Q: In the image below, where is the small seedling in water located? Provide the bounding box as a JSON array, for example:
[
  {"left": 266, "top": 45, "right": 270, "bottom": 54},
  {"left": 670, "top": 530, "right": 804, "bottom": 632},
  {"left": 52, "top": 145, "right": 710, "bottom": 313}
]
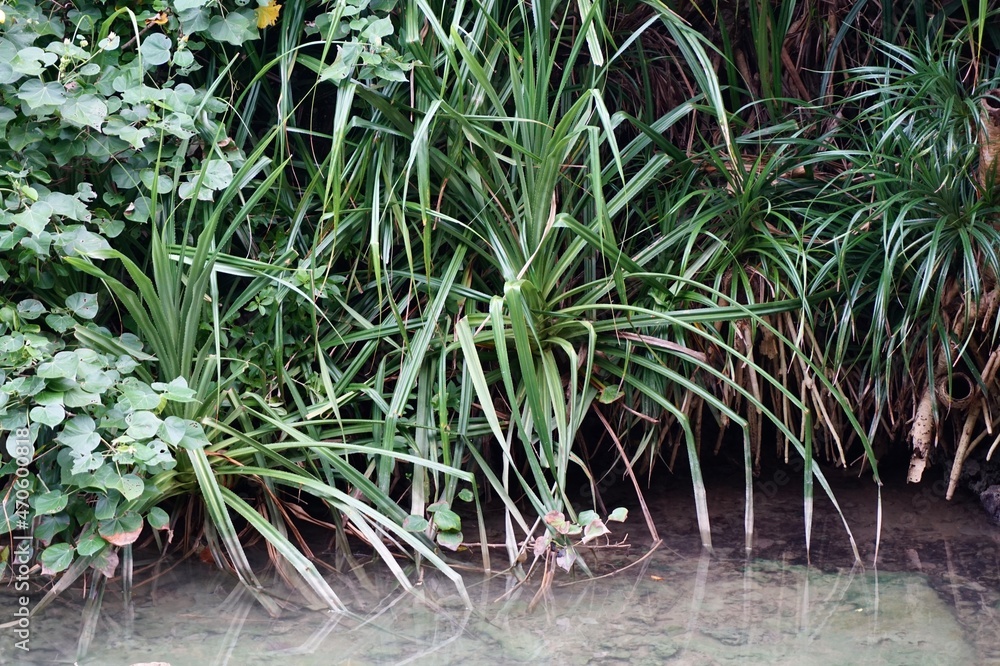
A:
[{"left": 402, "top": 488, "right": 476, "bottom": 551}]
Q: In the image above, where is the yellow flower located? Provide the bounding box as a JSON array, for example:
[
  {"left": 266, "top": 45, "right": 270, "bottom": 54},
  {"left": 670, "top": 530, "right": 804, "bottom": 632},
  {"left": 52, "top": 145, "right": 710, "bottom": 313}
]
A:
[{"left": 256, "top": 1, "right": 281, "bottom": 29}]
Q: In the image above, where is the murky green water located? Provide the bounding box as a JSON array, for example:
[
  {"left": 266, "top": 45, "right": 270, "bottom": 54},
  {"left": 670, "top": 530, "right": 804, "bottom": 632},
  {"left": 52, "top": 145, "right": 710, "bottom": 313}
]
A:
[{"left": 2, "top": 473, "right": 999, "bottom": 665}]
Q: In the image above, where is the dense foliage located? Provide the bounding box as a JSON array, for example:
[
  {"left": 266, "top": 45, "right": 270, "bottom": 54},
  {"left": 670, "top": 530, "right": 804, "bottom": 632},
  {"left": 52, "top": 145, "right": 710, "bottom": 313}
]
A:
[{"left": 3, "top": 0, "right": 1000, "bottom": 612}]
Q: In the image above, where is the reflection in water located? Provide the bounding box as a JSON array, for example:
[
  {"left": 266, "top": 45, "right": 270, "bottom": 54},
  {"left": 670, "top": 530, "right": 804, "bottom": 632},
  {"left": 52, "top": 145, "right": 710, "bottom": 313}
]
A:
[
  {"left": 3, "top": 474, "right": 1000, "bottom": 666},
  {"left": 0, "top": 546, "right": 984, "bottom": 666}
]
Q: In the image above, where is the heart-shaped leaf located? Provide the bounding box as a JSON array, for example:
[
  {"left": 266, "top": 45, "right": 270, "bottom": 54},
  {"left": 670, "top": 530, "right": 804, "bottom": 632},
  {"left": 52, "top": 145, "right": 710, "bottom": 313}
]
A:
[
  {"left": 98, "top": 512, "right": 143, "bottom": 546},
  {"left": 32, "top": 491, "right": 68, "bottom": 516},
  {"left": 40, "top": 543, "right": 75, "bottom": 575}
]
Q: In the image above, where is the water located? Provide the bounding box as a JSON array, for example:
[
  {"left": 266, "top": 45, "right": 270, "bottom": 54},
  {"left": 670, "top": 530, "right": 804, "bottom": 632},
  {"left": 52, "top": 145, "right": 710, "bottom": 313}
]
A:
[{"left": 2, "top": 470, "right": 999, "bottom": 665}]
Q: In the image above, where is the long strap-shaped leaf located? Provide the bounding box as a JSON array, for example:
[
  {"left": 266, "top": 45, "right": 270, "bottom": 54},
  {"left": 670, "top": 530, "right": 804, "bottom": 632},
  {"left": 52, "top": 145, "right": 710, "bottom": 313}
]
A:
[
  {"left": 184, "top": 445, "right": 282, "bottom": 616},
  {"left": 378, "top": 244, "right": 467, "bottom": 490},
  {"left": 218, "top": 487, "right": 345, "bottom": 612}
]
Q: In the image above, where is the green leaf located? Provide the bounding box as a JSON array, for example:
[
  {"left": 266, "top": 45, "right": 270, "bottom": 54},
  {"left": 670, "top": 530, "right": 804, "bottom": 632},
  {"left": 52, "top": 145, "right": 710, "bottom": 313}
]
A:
[
  {"left": 98, "top": 33, "right": 120, "bottom": 51},
  {"left": 104, "top": 118, "right": 153, "bottom": 149},
  {"left": 32, "top": 491, "right": 68, "bottom": 516},
  {"left": 157, "top": 416, "right": 188, "bottom": 446},
  {"left": 37, "top": 351, "right": 79, "bottom": 379},
  {"left": 119, "top": 378, "right": 162, "bottom": 411},
  {"left": 577, "top": 510, "right": 599, "bottom": 526},
  {"left": 94, "top": 494, "right": 119, "bottom": 520},
  {"left": 98, "top": 512, "right": 143, "bottom": 546},
  {"left": 29, "top": 403, "right": 65, "bottom": 427},
  {"left": 76, "top": 532, "right": 108, "bottom": 557},
  {"left": 40, "top": 543, "right": 75, "bottom": 575},
  {"left": 62, "top": 389, "right": 100, "bottom": 412},
  {"left": 11, "top": 47, "right": 58, "bottom": 76},
  {"left": 436, "top": 530, "right": 463, "bottom": 551},
  {"left": 147, "top": 506, "right": 170, "bottom": 529},
  {"left": 607, "top": 507, "right": 628, "bottom": 522},
  {"left": 133, "top": 439, "right": 174, "bottom": 468},
  {"left": 66, "top": 292, "right": 99, "bottom": 319},
  {"left": 320, "top": 42, "right": 362, "bottom": 83},
  {"left": 202, "top": 159, "right": 234, "bottom": 190},
  {"left": 177, "top": 420, "right": 210, "bottom": 450},
  {"left": 126, "top": 411, "right": 163, "bottom": 440},
  {"left": 402, "top": 515, "right": 428, "bottom": 531},
  {"left": 17, "top": 79, "right": 67, "bottom": 110},
  {"left": 139, "top": 33, "right": 172, "bottom": 67},
  {"left": 152, "top": 377, "right": 197, "bottom": 402},
  {"left": 431, "top": 508, "right": 461, "bottom": 532},
  {"left": 208, "top": 12, "right": 258, "bottom": 46},
  {"left": 116, "top": 474, "right": 145, "bottom": 501},
  {"left": 11, "top": 203, "right": 52, "bottom": 235},
  {"left": 582, "top": 518, "right": 610, "bottom": 544},
  {"left": 91, "top": 546, "right": 119, "bottom": 578},
  {"left": 175, "top": 0, "right": 211, "bottom": 9},
  {"left": 45, "top": 314, "right": 77, "bottom": 333},
  {"left": 598, "top": 385, "right": 624, "bottom": 404},
  {"left": 58, "top": 227, "right": 112, "bottom": 257},
  {"left": 361, "top": 16, "right": 394, "bottom": 41},
  {"left": 457, "top": 488, "right": 474, "bottom": 502},
  {"left": 16, "top": 299, "right": 45, "bottom": 320},
  {"left": 61, "top": 94, "right": 109, "bottom": 131},
  {"left": 34, "top": 514, "right": 70, "bottom": 544},
  {"left": 43, "top": 192, "right": 90, "bottom": 221},
  {"left": 177, "top": 178, "right": 215, "bottom": 201},
  {"left": 56, "top": 415, "right": 100, "bottom": 454}
]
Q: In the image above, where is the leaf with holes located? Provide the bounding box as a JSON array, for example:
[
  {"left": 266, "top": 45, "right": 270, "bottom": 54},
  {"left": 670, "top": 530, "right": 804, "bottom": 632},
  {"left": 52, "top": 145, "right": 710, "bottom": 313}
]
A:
[
  {"left": 66, "top": 292, "right": 98, "bottom": 319},
  {"left": 115, "top": 474, "right": 145, "bottom": 501}
]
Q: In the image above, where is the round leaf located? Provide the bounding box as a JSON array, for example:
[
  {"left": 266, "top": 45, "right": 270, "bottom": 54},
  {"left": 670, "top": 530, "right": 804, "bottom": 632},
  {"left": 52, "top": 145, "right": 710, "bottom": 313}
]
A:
[
  {"left": 116, "top": 474, "right": 145, "bottom": 501},
  {"left": 147, "top": 506, "right": 170, "bottom": 530}
]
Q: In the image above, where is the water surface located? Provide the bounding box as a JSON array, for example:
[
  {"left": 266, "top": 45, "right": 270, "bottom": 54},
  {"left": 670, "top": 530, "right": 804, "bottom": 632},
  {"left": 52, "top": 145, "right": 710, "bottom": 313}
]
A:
[{"left": 2, "top": 471, "right": 998, "bottom": 665}]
